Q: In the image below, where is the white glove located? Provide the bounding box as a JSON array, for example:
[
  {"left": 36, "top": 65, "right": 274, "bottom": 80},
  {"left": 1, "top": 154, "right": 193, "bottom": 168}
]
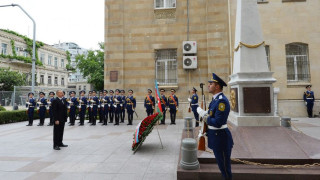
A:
[
  {"left": 176, "top": 107, "right": 179, "bottom": 111},
  {"left": 101, "top": 105, "right": 104, "bottom": 108},
  {"left": 133, "top": 109, "right": 135, "bottom": 112},
  {"left": 113, "top": 104, "right": 117, "bottom": 108},
  {"left": 197, "top": 107, "right": 208, "bottom": 118},
  {"left": 305, "top": 102, "right": 307, "bottom": 106},
  {"left": 188, "top": 98, "right": 192, "bottom": 102},
  {"left": 26, "top": 102, "right": 31, "bottom": 105},
  {"left": 120, "top": 104, "right": 123, "bottom": 107}
]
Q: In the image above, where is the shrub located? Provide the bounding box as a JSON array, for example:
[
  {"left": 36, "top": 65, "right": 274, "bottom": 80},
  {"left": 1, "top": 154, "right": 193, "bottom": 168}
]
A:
[
  {"left": 0, "top": 110, "right": 49, "bottom": 125},
  {"left": 0, "top": 106, "right": 6, "bottom": 111}
]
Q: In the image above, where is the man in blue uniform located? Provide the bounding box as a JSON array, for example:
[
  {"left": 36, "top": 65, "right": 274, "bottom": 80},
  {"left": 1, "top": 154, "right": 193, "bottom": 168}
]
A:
[
  {"left": 68, "top": 91, "right": 78, "bottom": 126},
  {"left": 108, "top": 90, "right": 115, "bottom": 123},
  {"left": 98, "top": 91, "right": 104, "bottom": 123},
  {"left": 197, "top": 73, "right": 234, "bottom": 180},
  {"left": 90, "top": 90, "right": 99, "bottom": 126},
  {"left": 120, "top": 90, "right": 126, "bottom": 123},
  {"left": 144, "top": 89, "right": 155, "bottom": 116},
  {"left": 159, "top": 89, "right": 167, "bottom": 125},
  {"left": 168, "top": 89, "right": 178, "bottom": 125},
  {"left": 303, "top": 85, "right": 315, "bottom": 118},
  {"left": 113, "top": 89, "right": 122, "bottom": 126},
  {"left": 47, "top": 92, "right": 55, "bottom": 126},
  {"left": 102, "top": 90, "right": 110, "bottom": 126},
  {"left": 87, "top": 91, "right": 92, "bottom": 122},
  {"left": 188, "top": 87, "right": 199, "bottom": 127},
  {"left": 37, "top": 92, "right": 47, "bottom": 126},
  {"left": 126, "top": 89, "right": 136, "bottom": 125},
  {"left": 26, "top": 92, "right": 36, "bottom": 126},
  {"left": 78, "top": 90, "right": 87, "bottom": 126}
]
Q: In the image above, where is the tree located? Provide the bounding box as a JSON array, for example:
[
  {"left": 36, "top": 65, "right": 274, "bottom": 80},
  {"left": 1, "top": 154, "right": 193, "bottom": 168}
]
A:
[
  {"left": 76, "top": 43, "right": 104, "bottom": 90},
  {"left": 0, "top": 68, "right": 27, "bottom": 91}
]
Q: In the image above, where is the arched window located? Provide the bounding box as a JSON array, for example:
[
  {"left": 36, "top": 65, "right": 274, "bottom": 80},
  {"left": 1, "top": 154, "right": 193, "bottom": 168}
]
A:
[{"left": 285, "top": 43, "right": 310, "bottom": 82}]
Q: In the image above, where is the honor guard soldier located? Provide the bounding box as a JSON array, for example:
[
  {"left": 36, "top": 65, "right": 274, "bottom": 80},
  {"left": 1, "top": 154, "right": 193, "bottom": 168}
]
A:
[
  {"left": 102, "top": 90, "right": 110, "bottom": 125},
  {"left": 108, "top": 90, "right": 115, "bottom": 123},
  {"left": 78, "top": 90, "right": 87, "bottom": 126},
  {"left": 120, "top": 90, "right": 126, "bottom": 123},
  {"left": 98, "top": 91, "right": 104, "bottom": 123},
  {"left": 304, "top": 85, "right": 315, "bottom": 118},
  {"left": 188, "top": 87, "right": 199, "bottom": 127},
  {"left": 47, "top": 92, "right": 55, "bottom": 126},
  {"left": 87, "top": 91, "right": 93, "bottom": 123},
  {"left": 67, "top": 91, "right": 78, "bottom": 126},
  {"left": 197, "top": 73, "right": 234, "bottom": 180},
  {"left": 126, "top": 89, "right": 136, "bottom": 125},
  {"left": 37, "top": 92, "right": 47, "bottom": 126},
  {"left": 168, "top": 89, "right": 178, "bottom": 125},
  {"left": 159, "top": 89, "right": 168, "bottom": 125},
  {"left": 62, "top": 91, "right": 66, "bottom": 100},
  {"left": 113, "top": 89, "right": 122, "bottom": 126},
  {"left": 26, "top": 92, "right": 36, "bottom": 126},
  {"left": 144, "top": 89, "right": 155, "bottom": 116},
  {"left": 90, "top": 90, "right": 99, "bottom": 125}
]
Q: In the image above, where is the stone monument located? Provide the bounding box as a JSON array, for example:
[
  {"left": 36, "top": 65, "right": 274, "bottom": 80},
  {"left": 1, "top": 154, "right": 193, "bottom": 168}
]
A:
[{"left": 228, "top": 0, "right": 280, "bottom": 126}]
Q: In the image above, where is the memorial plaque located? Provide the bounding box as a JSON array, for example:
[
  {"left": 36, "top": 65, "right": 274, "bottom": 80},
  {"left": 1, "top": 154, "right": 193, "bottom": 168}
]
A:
[
  {"left": 110, "top": 71, "right": 118, "bottom": 82},
  {"left": 230, "top": 88, "right": 238, "bottom": 112},
  {"left": 243, "top": 87, "right": 271, "bottom": 113}
]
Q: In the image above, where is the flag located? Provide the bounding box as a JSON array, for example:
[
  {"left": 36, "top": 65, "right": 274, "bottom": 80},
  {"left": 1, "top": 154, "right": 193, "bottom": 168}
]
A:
[{"left": 154, "top": 80, "right": 163, "bottom": 113}]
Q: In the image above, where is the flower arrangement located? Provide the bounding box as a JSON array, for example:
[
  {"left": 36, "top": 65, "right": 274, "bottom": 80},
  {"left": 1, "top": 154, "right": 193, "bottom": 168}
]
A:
[{"left": 132, "top": 112, "right": 163, "bottom": 152}]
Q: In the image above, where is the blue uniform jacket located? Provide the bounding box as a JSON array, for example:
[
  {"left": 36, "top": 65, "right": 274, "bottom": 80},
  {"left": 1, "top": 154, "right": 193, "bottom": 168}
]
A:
[
  {"left": 144, "top": 95, "right": 155, "bottom": 110},
  {"left": 126, "top": 95, "right": 136, "bottom": 112},
  {"left": 91, "top": 96, "right": 99, "bottom": 116},
  {"left": 114, "top": 95, "right": 122, "bottom": 112},
  {"left": 191, "top": 94, "right": 199, "bottom": 112},
  {"left": 26, "top": 98, "right": 36, "bottom": 117},
  {"left": 48, "top": 97, "right": 54, "bottom": 116},
  {"left": 206, "top": 93, "right": 233, "bottom": 151},
  {"left": 103, "top": 96, "right": 110, "bottom": 112},
  {"left": 79, "top": 96, "right": 87, "bottom": 115},
  {"left": 168, "top": 95, "right": 178, "bottom": 110},
  {"left": 37, "top": 98, "right": 47, "bottom": 115},
  {"left": 121, "top": 95, "right": 126, "bottom": 110},
  {"left": 68, "top": 97, "right": 79, "bottom": 115},
  {"left": 109, "top": 95, "right": 114, "bottom": 112},
  {"left": 160, "top": 95, "right": 167, "bottom": 111},
  {"left": 304, "top": 91, "right": 315, "bottom": 104}
]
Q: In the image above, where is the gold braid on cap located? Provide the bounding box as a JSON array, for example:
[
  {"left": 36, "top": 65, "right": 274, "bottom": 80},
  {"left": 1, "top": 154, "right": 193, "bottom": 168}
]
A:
[{"left": 234, "top": 41, "right": 265, "bottom": 52}]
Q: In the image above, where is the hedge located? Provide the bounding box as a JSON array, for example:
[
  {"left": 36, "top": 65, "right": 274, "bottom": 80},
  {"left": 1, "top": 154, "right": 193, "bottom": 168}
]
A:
[
  {"left": 0, "top": 106, "right": 6, "bottom": 111},
  {"left": 0, "top": 110, "right": 49, "bottom": 125}
]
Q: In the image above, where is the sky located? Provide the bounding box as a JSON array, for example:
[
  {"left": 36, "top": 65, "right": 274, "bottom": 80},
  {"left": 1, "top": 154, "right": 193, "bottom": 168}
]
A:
[{"left": 0, "top": 0, "right": 104, "bottom": 50}]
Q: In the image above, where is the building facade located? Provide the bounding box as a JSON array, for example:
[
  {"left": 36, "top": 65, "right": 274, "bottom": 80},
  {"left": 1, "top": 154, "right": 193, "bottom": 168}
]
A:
[
  {"left": 0, "top": 30, "right": 70, "bottom": 93},
  {"left": 104, "top": 0, "right": 319, "bottom": 118}
]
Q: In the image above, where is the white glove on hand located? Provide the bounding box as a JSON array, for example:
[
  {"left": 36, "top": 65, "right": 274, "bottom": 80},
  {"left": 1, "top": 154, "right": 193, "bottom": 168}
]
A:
[
  {"left": 113, "top": 104, "right": 117, "bottom": 108},
  {"left": 187, "top": 98, "right": 191, "bottom": 102},
  {"left": 120, "top": 104, "right": 123, "bottom": 107},
  {"left": 305, "top": 102, "right": 307, "bottom": 106},
  {"left": 197, "top": 107, "right": 208, "bottom": 118},
  {"left": 176, "top": 107, "right": 179, "bottom": 111}
]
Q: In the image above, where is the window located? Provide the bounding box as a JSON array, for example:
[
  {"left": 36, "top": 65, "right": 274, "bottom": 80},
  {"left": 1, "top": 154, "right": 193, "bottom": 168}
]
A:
[
  {"left": 48, "top": 55, "right": 52, "bottom": 65},
  {"left": 61, "top": 59, "right": 64, "bottom": 68},
  {"left": 265, "top": 45, "right": 271, "bottom": 70},
  {"left": 61, "top": 77, "right": 65, "bottom": 86},
  {"left": 40, "top": 75, "right": 44, "bottom": 84},
  {"left": 155, "top": 49, "right": 177, "bottom": 86},
  {"left": 79, "top": 85, "right": 81, "bottom": 90},
  {"left": 54, "top": 57, "right": 58, "bottom": 67},
  {"left": 54, "top": 77, "right": 58, "bottom": 85},
  {"left": 282, "top": 0, "right": 306, "bottom": 2},
  {"left": 154, "top": 0, "right": 176, "bottom": 9},
  {"left": 286, "top": 43, "right": 310, "bottom": 82},
  {"left": 1, "top": 43, "right": 8, "bottom": 55},
  {"left": 84, "top": 86, "right": 86, "bottom": 91},
  {"left": 257, "top": 0, "right": 268, "bottom": 3},
  {"left": 48, "top": 76, "right": 52, "bottom": 85},
  {"left": 23, "top": 51, "right": 28, "bottom": 57},
  {"left": 40, "top": 53, "right": 45, "bottom": 64}
]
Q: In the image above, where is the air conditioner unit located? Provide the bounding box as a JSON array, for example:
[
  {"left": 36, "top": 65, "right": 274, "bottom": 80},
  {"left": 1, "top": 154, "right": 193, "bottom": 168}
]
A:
[
  {"left": 183, "top": 41, "right": 197, "bottom": 54},
  {"left": 183, "top": 56, "right": 197, "bottom": 69}
]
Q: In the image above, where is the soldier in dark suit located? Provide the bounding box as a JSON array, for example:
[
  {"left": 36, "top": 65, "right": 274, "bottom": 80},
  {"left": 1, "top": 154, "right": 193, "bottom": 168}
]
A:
[
  {"left": 37, "top": 92, "right": 47, "bottom": 126},
  {"left": 98, "top": 91, "right": 104, "bottom": 123},
  {"left": 47, "top": 92, "right": 55, "bottom": 126},
  {"left": 126, "top": 89, "right": 136, "bottom": 125},
  {"left": 197, "top": 73, "right": 234, "bottom": 180},
  {"left": 102, "top": 90, "right": 110, "bottom": 126},
  {"left": 168, "top": 89, "right": 178, "bottom": 125},
  {"left": 78, "top": 90, "right": 87, "bottom": 126},
  {"left": 303, "top": 85, "right": 315, "bottom": 118},
  {"left": 144, "top": 89, "right": 155, "bottom": 116},
  {"left": 159, "top": 89, "right": 167, "bottom": 124},
  {"left": 108, "top": 90, "right": 115, "bottom": 123},
  {"left": 90, "top": 90, "right": 99, "bottom": 126},
  {"left": 188, "top": 87, "right": 199, "bottom": 127},
  {"left": 120, "top": 90, "right": 126, "bottom": 123},
  {"left": 113, "top": 89, "right": 122, "bottom": 126},
  {"left": 67, "top": 91, "right": 78, "bottom": 126},
  {"left": 26, "top": 92, "right": 36, "bottom": 126},
  {"left": 52, "top": 90, "right": 68, "bottom": 150}
]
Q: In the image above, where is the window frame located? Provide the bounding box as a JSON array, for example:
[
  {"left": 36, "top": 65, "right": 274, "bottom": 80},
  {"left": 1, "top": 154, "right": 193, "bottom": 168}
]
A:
[
  {"left": 155, "top": 49, "right": 178, "bottom": 86},
  {"left": 154, "top": 0, "right": 176, "bottom": 9},
  {"left": 1, "top": 43, "right": 8, "bottom": 55}
]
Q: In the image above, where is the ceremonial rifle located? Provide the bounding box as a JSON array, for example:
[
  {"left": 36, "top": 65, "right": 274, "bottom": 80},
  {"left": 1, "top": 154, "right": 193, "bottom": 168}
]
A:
[
  {"left": 198, "top": 83, "right": 207, "bottom": 151},
  {"left": 188, "top": 90, "right": 191, "bottom": 113}
]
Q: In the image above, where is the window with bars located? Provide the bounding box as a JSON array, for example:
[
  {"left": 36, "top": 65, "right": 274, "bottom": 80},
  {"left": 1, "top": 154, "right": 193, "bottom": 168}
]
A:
[
  {"left": 155, "top": 49, "right": 177, "bottom": 86},
  {"left": 154, "top": 0, "right": 176, "bottom": 9},
  {"left": 48, "top": 76, "right": 52, "bottom": 85},
  {"left": 285, "top": 43, "right": 310, "bottom": 82},
  {"left": 265, "top": 45, "right": 271, "bottom": 70},
  {"left": 61, "top": 77, "right": 65, "bottom": 86},
  {"left": 54, "top": 77, "right": 58, "bottom": 85}
]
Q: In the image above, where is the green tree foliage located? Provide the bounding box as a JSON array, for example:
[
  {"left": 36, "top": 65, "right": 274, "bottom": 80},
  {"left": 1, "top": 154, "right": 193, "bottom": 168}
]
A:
[
  {"left": 76, "top": 43, "right": 104, "bottom": 91},
  {"left": 0, "top": 68, "right": 27, "bottom": 91}
]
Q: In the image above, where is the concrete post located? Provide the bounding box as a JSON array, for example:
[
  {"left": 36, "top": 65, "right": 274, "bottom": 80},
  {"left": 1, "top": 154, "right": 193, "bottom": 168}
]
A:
[{"left": 180, "top": 138, "right": 200, "bottom": 170}]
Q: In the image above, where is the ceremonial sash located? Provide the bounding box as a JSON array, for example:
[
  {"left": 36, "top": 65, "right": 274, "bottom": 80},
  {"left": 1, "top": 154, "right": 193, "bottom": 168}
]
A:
[
  {"left": 146, "top": 95, "right": 154, "bottom": 106},
  {"left": 170, "top": 95, "right": 177, "bottom": 107},
  {"left": 161, "top": 96, "right": 166, "bottom": 105}
]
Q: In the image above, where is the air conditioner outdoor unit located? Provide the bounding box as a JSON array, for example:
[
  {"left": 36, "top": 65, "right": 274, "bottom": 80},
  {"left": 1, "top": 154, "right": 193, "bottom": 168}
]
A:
[
  {"left": 183, "top": 41, "right": 197, "bottom": 54},
  {"left": 183, "top": 56, "right": 197, "bottom": 69}
]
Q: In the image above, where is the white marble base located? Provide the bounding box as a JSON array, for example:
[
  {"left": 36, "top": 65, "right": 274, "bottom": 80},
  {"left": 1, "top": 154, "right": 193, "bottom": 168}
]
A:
[{"left": 229, "top": 112, "right": 280, "bottom": 127}]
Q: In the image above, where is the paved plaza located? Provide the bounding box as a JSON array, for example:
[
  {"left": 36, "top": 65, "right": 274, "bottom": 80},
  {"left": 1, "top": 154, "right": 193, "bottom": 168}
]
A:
[{"left": 0, "top": 117, "right": 319, "bottom": 180}]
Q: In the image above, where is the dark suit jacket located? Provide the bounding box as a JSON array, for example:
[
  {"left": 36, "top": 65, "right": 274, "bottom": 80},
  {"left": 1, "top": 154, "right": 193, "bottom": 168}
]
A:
[{"left": 52, "top": 97, "right": 68, "bottom": 122}]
